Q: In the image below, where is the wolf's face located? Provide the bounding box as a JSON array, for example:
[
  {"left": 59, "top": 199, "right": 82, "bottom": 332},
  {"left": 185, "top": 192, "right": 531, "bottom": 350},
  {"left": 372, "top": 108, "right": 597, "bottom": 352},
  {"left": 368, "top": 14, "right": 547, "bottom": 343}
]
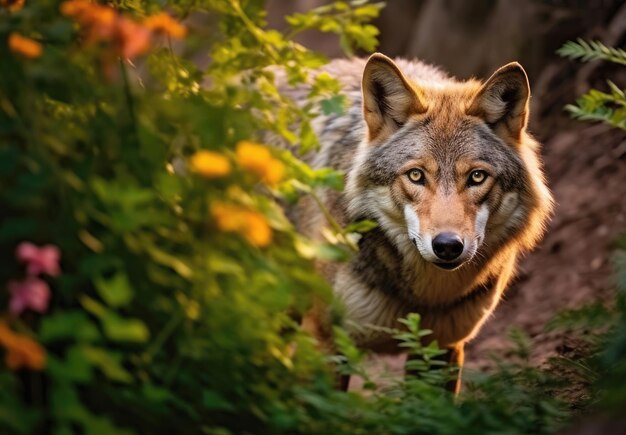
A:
[{"left": 346, "top": 54, "right": 538, "bottom": 271}]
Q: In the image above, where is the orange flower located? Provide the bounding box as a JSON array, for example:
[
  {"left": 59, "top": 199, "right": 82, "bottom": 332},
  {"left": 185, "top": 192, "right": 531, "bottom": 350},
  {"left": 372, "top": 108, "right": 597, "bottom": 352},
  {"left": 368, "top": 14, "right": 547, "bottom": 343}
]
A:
[
  {"left": 0, "top": 322, "right": 45, "bottom": 371},
  {"left": 244, "top": 211, "right": 272, "bottom": 247},
  {"left": 62, "top": 1, "right": 116, "bottom": 35},
  {"left": 115, "top": 17, "right": 151, "bottom": 59},
  {"left": 212, "top": 203, "right": 246, "bottom": 232},
  {"left": 8, "top": 33, "right": 42, "bottom": 59},
  {"left": 0, "top": 0, "right": 25, "bottom": 12},
  {"left": 60, "top": 0, "right": 94, "bottom": 18},
  {"left": 62, "top": 1, "right": 119, "bottom": 43},
  {"left": 235, "top": 141, "right": 284, "bottom": 185},
  {"left": 212, "top": 203, "right": 272, "bottom": 247},
  {"left": 144, "top": 12, "right": 187, "bottom": 39},
  {"left": 190, "top": 150, "right": 231, "bottom": 178},
  {"left": 263, "top": 159, "right": 285, "bottom": 185},
  {"left": 236, "top": 140, "right": 272, "bottom": 169},
  {"left": 61, "top": 1, "right": 151, "bottom": 60}
]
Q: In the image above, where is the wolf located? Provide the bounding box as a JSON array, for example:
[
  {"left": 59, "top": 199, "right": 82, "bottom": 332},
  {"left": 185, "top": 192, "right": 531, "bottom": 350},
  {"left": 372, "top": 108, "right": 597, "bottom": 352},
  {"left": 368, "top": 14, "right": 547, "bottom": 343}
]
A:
[{"left": 291, "top": 53, "right": 554, "bottom": 393}]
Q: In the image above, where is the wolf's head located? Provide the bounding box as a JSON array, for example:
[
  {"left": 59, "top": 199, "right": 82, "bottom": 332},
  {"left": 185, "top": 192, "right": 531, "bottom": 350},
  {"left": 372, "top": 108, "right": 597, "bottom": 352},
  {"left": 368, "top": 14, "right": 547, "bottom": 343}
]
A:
[{"left": 345, "top": 54, "right": 552, "bottom": 272}]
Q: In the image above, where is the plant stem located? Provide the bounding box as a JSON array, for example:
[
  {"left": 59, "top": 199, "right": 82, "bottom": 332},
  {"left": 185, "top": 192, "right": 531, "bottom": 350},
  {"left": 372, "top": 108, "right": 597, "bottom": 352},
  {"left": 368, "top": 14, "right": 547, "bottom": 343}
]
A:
[
  {"left": 119, "top": 58, "right": 140, "bottom": 147},
  {"left": 308, "top": 189, "right": 359, "bottom": 252},
  {"left": 142, "top": 310, "right": 184, "bottom": 363}
]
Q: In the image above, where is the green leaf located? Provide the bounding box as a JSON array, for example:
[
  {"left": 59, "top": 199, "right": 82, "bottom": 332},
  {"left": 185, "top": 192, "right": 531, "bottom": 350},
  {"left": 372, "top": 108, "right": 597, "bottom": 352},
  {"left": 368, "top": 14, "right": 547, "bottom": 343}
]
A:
[
  {"left": 47, "top": 349, "right": 93, "bottom": 384},
  {"left": 207, "top": 255, "right": 245, "bottom": 277},
  {"left": 202, "top": 390, "right": 235, "bottom": 411},
  {"left": 320, "top": 95, "right": 346, "bottom": 115},
  {"left": 299, "top": 120, "right": 319, "bottom": 153},
  {"left": 295, "top": 238, "right": 351, "bottom": 261},
  {"left": 40, "top": 311, "right": 100, "bottom": 343},
  {"left": 80, "top": 346, "right": 133, "bottom": 383},
  {"left": 144, "top": 244, "right": 193, "bottom": 279},
  {"left": 312, "top": 167, "right": 344, "bottom": 190},
  {"left": 79, "top": 254, "right": 123, "bottom": 276},
  {"left": 156, "top": 172, "right": 183, "bottom": 200},
  {"left": 50, "top": 383, "right": 91, "bottom": 422},
  {"left": 81, "top": 296, "right": 149, "bottom": 343},
  {"left": 558, "top": 38, "right": 626, "bottom": 66},
  {"left": 344, "top": 219, "right": 378, "bottom": 233},
  {"left": 101, "top": 312, "right": 150, "bottom": 343},
  {"left": 94, "top": 272, "right": 134, "bottom": 308}
]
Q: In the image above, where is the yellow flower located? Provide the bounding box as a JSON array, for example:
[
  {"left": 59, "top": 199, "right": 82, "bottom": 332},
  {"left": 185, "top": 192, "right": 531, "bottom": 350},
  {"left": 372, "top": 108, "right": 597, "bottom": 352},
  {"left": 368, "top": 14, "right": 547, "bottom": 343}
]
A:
[
  {"left": 0, "top": 0, "right": 25, "bottom": 12},
  {"left": 212, "top": 202, "right": 272, "bottom": 248},
  {"left": 190, "top": 150, "right": 231, "bottom": 179},
  {"left": 144, "top": 12, "right": 187, "bottom": 39},
  {"left": 8, "top": 33, "right": 42, "bottom": 59},
  {"left": 244, "top": 211, "right": 272, "bottom": 247},
  {"left": 236, "top": 140, "right": 272, "bottom": 169},
  {"left": 235, "top": 141, "right": 284, "bottom": 185},
  {"left": 263, "top": 159, "right": 285, "bottom": 185},
  {"left": 0, "top": 322, "right": 45, "bottom": 371},
  {"left": 211, "top": 203, "right": 244, "bottom": 232}
]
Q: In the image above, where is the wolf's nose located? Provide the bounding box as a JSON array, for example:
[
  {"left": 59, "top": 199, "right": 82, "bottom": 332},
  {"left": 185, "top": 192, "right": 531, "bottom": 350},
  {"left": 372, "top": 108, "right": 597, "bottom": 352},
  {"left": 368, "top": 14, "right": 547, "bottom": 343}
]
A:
[{"left": 432, "top": 233, "right": 464, "bottom": 261}]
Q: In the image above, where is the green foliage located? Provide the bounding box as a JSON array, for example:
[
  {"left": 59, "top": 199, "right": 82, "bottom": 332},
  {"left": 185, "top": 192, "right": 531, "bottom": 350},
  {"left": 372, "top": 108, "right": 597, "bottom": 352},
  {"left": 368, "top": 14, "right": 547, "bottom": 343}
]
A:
[
  {"left": 557, "top": 38, "right": 626, "bottom": 66},
  {"left": 0, "top": 0, "right": 382, "bottom": 433},
  {"left": 558, "top": 39, "right": 626, "bottom": 130},
  {"left": 285, "top": 0, "right": 384, "bottom": 55},
  {"left": 542, "top": 240, "right": 626, "bottom": 420}
]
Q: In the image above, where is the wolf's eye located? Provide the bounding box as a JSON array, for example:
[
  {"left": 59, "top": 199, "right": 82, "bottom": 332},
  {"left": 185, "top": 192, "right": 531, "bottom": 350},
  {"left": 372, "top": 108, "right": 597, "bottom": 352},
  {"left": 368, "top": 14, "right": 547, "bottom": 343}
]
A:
[
  {"left": 407, "top": 169, "right": 424, "bottom": 184},
  {"left": 468, "top": 170, "right": 488, "bottom": 186}
]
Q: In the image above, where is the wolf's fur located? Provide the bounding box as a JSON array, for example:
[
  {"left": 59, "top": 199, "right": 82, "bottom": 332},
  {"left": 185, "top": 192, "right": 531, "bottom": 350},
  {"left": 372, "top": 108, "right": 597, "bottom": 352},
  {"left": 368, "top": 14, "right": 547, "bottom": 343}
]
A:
[{"left": 291, "top": 54, "right": 553, "bottom": 392}]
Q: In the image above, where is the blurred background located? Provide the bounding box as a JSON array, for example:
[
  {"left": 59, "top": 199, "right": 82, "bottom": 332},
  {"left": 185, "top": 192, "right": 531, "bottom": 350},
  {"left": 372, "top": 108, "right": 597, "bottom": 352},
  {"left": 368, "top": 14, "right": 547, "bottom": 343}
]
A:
[{"left": 269, "top": 0, "right": 626, "bottom": 371}]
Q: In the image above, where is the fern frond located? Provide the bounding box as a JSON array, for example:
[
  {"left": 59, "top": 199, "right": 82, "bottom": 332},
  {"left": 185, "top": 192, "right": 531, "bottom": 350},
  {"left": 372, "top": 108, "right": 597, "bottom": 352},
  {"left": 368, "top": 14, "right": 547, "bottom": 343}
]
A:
[
  {"left": 560, "top": 75, "right": 626, "bottom": 131},
  {"left": 558, "top": 38, "right": 626, "bottom": 66}
]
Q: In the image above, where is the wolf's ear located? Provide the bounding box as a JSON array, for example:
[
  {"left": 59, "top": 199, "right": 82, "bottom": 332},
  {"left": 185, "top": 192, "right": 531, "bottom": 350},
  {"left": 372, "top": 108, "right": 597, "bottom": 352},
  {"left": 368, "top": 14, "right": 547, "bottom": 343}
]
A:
[
  {"left": 362, "top": 53, "right": 427, "bottom": 143},
  {"left": 468, "top": 62, "right": 530, "bottom": 143}
]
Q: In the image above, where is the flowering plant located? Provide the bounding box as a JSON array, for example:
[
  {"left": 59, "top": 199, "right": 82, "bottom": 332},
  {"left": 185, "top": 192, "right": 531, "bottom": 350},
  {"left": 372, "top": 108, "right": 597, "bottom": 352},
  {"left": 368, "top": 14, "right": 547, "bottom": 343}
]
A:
[{"left": 0, "top": 0, "right": 384, "bottom": 433}]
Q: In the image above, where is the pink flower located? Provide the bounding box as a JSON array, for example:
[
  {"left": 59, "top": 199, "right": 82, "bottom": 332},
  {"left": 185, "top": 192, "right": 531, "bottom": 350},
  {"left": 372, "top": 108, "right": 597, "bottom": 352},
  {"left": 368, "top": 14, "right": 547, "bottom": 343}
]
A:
[
  {"left": 7, "top": 277, "right": 51, "bottom": 315},
  {"left": 15, "top": 242, "right": 61, "bottom": 277}
]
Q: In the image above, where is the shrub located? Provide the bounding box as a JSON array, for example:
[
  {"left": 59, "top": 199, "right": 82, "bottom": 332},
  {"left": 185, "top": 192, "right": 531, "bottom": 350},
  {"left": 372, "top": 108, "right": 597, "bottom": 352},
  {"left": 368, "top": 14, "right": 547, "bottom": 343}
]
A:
[{"left": 0, "top": 0, "right": 384, "bottom": 433}]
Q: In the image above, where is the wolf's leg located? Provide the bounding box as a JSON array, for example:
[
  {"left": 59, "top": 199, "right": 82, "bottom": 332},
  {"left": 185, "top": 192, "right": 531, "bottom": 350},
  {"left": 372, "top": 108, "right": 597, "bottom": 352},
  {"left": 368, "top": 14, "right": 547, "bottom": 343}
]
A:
[
  {"left": 444, "top": 343, "right": 464, "bottom": 395},
  {"left": 338, "top": 374, "right": 350, "bottom": 391}
]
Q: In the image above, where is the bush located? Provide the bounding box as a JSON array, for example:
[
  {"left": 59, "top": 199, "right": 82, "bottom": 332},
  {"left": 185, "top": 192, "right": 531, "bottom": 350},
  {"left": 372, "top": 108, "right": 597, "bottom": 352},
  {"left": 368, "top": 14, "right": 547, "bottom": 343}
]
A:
[{"left": 0, "top": 0, "right": 385, "bottom": 433}]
